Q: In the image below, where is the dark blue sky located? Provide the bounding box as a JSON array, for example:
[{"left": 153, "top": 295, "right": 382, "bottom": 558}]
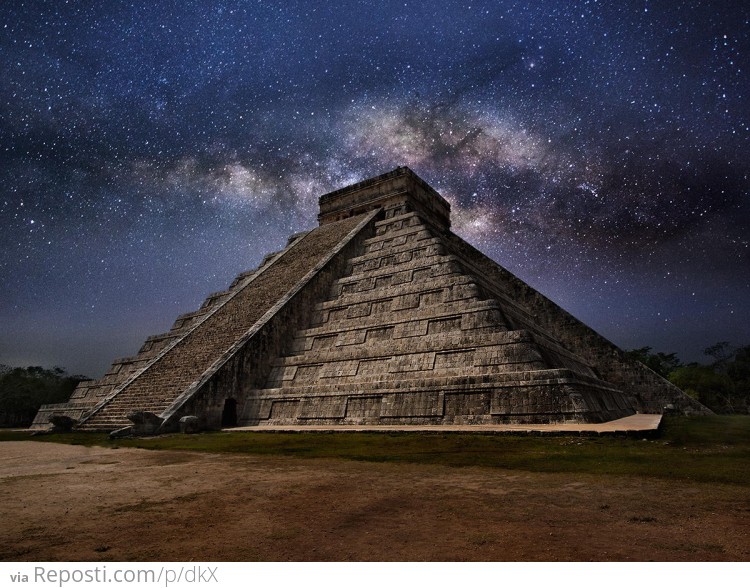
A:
[{"left": 1, "top": 0, "right": 748, "bottom": 376}]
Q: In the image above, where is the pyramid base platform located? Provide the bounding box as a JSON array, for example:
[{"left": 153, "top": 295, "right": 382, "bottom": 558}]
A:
[{"left": 227, "top": 413, "right": 662, "bottom": 436}]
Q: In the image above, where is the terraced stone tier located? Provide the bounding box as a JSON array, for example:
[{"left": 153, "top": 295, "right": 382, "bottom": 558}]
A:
[
  {"left": 30, "top": 403, "right": 92, "bottom": 429},
  {"left": 241, "top": 369, "right": 633, "bottom": 425}
]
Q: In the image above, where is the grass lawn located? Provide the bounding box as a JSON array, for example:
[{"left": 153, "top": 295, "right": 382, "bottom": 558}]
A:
[{"left": 2, "top": 415, "right": 748, "bottom": 486}]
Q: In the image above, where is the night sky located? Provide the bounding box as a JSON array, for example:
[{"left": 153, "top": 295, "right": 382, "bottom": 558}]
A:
[{"left": 1, "top": 0, "right": 748, "bottom": 378}]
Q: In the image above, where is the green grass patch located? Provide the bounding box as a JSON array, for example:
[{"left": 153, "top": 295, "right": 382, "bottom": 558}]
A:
[
  {"left": 660, "top": 414, "right": 750, "bottom": 445},
  {"left": 2, "top": 415, "right": 748, "bottom": 486},
  {"left": 0, "top": 429, "right": 38, "bottom": 442}
]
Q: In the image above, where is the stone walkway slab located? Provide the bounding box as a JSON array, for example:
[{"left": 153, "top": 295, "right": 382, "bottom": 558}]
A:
[{"left": 227, "top": 413, "right": 662, "bottom": 436}]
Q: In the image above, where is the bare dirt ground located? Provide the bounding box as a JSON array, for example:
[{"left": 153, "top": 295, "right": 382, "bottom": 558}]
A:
[{"left": 1, "top": 441, "right": 747, "bottom": 561}]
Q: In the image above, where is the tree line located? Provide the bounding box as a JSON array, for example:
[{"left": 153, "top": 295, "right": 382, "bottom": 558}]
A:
[
  {"left": 0, "top": 365, "right": 87, "bottom": 427},
  {"left": 626, "top": 342, "right": 750, "bottom": 414}
]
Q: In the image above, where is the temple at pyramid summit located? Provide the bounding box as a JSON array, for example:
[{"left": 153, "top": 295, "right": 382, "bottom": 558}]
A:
[{"left": 32, "top": 167, "right": 708, "bottom": 433}]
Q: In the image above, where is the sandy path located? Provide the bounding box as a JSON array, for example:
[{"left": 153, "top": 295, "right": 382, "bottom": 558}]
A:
[{"left": 0, "top": 441, "right": 747, "bottom": 561}]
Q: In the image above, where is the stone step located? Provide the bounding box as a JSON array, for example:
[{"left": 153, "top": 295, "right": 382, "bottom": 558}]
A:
[
  {"left": 240, "top": 374, "right": 634, "bottom": 425},
  {"left": 199, "top": 290, "right": 232, "bottom": 310},
  {"left": 332, "top": 252, "right": 461, "bottom": 290},
  {"left": 138, "top": 333, "right": 180, "bottom": 355},
  {"left": 287, "top": 322, "right": 597, "bottom": 381},
  {"left": 313, "top": 274, "right": 478, "bottom": 312},
  {"left": 348, "top": 235, "right": 442, "bottom": 267},
  {"left": 276, "top": 330, "right": 535, "bottom": 368},
  {"left": 228, "top": 269, "right": 258, "bottom": 289},
  {"left": 373, "top": 211, "right": 422, "bottom": 228},
  {"left": 292, "top": 300, "right": 505, "bottom": 343},
  {"left": 266, "top": 355, "right": 549, "bottom": 389},
  {"left": 170, "top": 308, "right": 211, "bottom": 331},
  {"left": 347, "top": 244, "right": 447, "bottom": 278},
  {"left": 272, "top": 374, "right": 621, "bottom": 398},
  {"left": 329, "top": 264, "right": 466, "bottom": 301},
  {"left": 251, "top": 368, "right": 584, "bottom": 397},
  {"left": 310, "top": 290, "right": 505, "bottom": 332},
  {"left": 370, "top": 211, "right": 448, "bottom": 239},
  {"left": 363, "top": 230, "right": 434, "bottom": 257}
]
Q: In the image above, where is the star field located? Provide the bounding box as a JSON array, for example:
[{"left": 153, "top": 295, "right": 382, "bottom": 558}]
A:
[{"left": 1, "top": 0, "right": 748, "bottom": 376}]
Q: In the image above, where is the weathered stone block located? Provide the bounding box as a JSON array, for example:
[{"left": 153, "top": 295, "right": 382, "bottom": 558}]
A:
[
  {"left": 179, "top": 415, "right": 201, "bottom": 434},
  {"left": 48, "top": 414, "right": 77, "bottom": 433},
  {"left": 126, "top": 411, "right": 163, "bottom": 436}
]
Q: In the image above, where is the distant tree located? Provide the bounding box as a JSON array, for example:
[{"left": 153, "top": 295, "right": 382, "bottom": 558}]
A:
[
  {"left": 669, "top": 365, "right": 735, "bottom": 412},
  {"left": 704, "top": 341, "right": 736, "bottom": 374},
  {"left": 0, "top": 366, "right": 87, "bottom": 427},
  {"left": 625, "top": 346, "right": 682, "bottom": 378},
  {"left": 626, "top": 342, "right": 750, "bottom": 413},
  {"left": 666, "top": 343, "right": 750, "bottom": 414},
  {"left": 728, "top": 346, "right": 750, "bottom": 384}
]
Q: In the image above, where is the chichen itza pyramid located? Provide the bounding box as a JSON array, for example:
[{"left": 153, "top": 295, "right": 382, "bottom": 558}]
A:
[{"left": 32, "top": 167, "right": 707, "bottom": 433}]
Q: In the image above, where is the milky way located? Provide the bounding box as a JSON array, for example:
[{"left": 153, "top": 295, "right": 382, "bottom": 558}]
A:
[{"left": 1, "top": 0, "right": 748, "bottom": 376}]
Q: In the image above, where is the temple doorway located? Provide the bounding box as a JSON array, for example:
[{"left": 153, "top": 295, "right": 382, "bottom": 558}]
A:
[{"left": 221, "top": 398, "right": 237, "bottom": 427}]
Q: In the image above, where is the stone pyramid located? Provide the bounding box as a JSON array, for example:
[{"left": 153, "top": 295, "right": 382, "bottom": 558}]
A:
[{"left": 32, "top": 167, "right": 707, "bottom": 432}]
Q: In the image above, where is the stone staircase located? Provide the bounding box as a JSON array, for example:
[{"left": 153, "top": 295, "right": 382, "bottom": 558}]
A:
[
  {"left": 73, "top": 215, "right": 364, "bottom": 431},
  {"left": 31, "top": 264, "right": 279, "bottom": 430}
]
